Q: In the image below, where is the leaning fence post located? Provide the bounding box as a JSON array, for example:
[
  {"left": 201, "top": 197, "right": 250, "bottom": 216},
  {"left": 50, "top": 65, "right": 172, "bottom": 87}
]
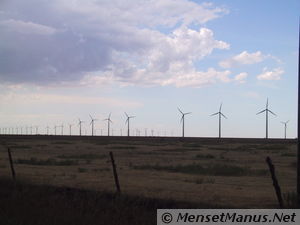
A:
[
  {"left": 109, "top": 151, "right": 121, "bottom": 194},
  {"left": 7, "top": 147, "right": 16, "bottom": 182},
  {"left": 266, "top": 156, "right": 284, "bottom": 208}
]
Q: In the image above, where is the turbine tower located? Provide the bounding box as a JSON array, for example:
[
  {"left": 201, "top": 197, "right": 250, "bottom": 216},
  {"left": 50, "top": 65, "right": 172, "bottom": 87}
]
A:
[
  {"left": 60, "top": 123, "right": 64, "bottom": 135},
  {"left": 46, "top": 126, "right": 49, "bottom": 135},
  {"left": 257, "top": 98, "right": 276, "bottom": 139},
  {"left": 89, "top": 115, "right": 97, "bottom": 136},
  {"left": 69, "top": 124, "right": 73, "bottom": 136},
  {"left": 78, "top": 119, "right": 84, "bottom": 136},
  {"left": 178, "top": 107, "right": 191, "bottom": 138},
  {"left": 104, "top": 113, "right": 112, "bottom": 136},
  {"left": 210, "top": 103, "right": 227, "bottom": 138},
  {"left": 281, "top": 120, "right": 289, "bottom": 139},
  {"left": 125, "top": 112, "right": 135, "bottom": 137}
]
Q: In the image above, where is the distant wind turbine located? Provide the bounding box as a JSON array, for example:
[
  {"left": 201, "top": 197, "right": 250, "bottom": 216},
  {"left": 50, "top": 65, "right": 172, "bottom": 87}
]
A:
[
  {"left": 257, "top": 98, "right": 276, "bottom": 139},
  {"left": 125, "top": 112, "right": 135, "bottom": 137},
  {"left": 46, "top": 126, "right": 49, "bottom": 135},
  {"left": 54, "top": 125, "right": 57, "bottom": 135},
  {"left": 89, "top": 115, "right": 97, "bottom": 136},
  {"left": 178, "top": 107, "right": 191, "bottom": 137},
  {"left": 60, "top": 123, "right": 64, "bottom": 135},
  {"left": 104, "top": 113, "right": 112, "bottom": 136},
  {"left": 210, "top": 103, "right": 227, "bottom": 138},
  {"left": 281, "top": 120, "right": 289, "bottom": 139},
  {"left": 78, "top": 119, "right": 84, "bottom": 136},
  {"left": 69, "top": 124, "right": 73, "bottom": 136}
]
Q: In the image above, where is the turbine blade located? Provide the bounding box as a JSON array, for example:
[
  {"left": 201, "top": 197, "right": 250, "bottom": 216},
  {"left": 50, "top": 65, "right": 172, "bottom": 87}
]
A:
[
  {"left": 177, "top": 107, "right": 183, "bottom": 114},
  {"left": 89, "top": 115, "right": 93, "bottom": 120},
  {"left": 221, "top": 113, "right": 227, "bottom": 119},
  {"left": 268, "top": 109, "right": 276, "bottom": 116},
  {"left": 286, "top": 120, "right": 289, "bottom": 123},
  {"left": 109, "top": 112, "right": 111, "bottom": 119},
  {"left": 266, "top": 98, "right": 269, "bottom": 108},
  {"left": 219, "top": 103, "right": 222, "bottom": 112},
  {"left": 256, "top": 109, "right": 266, "bottom": 115},
  {"left": 185, "top": 112, "right": 192, "bottom": 115},
  {"left": 125, "top": 118, "right": 128, "bottom": 124},
  {"left": 210, "top": 112, "right": 218, "bottom": 116},
  {"left": 124, "top": 112, "right": 129, "bottom": 118},
  {"left": 180, "top": 115, "right": 183, "bottom": 123}
]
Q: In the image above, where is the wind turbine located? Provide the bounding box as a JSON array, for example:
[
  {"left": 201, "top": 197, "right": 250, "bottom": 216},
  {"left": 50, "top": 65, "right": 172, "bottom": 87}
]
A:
[
  {"left": 54, "top": 125, "right": 57, "bottom": 135},
  {"left": 281, "top": 120, "right": 289, "bottom": 139},
  {"left": 104, "top": 113, "right": 112, "bottom": 136},
  {"left": 46, "top": 126, "right": 50, "bottom": 135},
  {"left": 60, "top": 123, "right": 64, "bottom": 135},
  {"left": 69, "top": 124, "right": 73, "bottom": 136},
  {"left": 210, "top": 103, "right": 227, "bottom": 138},
  {"left": 125, "top": 112, "right": 135, "bottom": 137},
  {"left": 257, "top": 98, "right": 276, "bottom": 139},
  {"left": 178, "top": 107, "right": 191, "bottom": 138},
  {"left": 78, "top": 119, "right": 84, "bottom": 136},
  {"left": 89, "top": 115, "right": 97, "bottom": 136}
]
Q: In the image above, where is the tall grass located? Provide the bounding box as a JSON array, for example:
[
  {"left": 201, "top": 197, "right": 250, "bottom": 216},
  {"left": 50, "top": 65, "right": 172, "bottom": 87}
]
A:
[
  {"left": 132, "top": 163, "right": 267, "bottom": 176},
  {"left": 15, "top": 157, "right": 78, "bottom": 166}
]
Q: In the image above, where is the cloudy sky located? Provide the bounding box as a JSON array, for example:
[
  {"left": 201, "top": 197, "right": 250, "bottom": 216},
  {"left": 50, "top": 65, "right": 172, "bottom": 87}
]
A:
[{"left": 0, "top": 0, "right": 299, "bottom": 137}]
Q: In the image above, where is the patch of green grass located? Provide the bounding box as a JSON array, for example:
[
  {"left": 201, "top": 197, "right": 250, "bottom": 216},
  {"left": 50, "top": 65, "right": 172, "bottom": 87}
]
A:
[
  {"left": 57, "top": 154, "right": 106, "bottom": 160},
  {"left": 280, "top": 152, "right": 296, "bottom": 157},
  {"left": 132, "top": 163, "right": 267, "bottom": 177},
  {"left": 182, "top": 143, "right": 203, "bottom": 148},
  {"left": 108, "top": 146, "right": 137, "bottom": 150},
  {"left": 93, "top": 168, "right": 110, "bottom": 172},
  {"left": 15, "top": 157, "right": 78, "bottom": 166},
  {"left": 158, "top": 148, "right": 201, "bottom": 153},
  {"left": 186, "top": 177, "right": 215, "bottom": 184},
  {"left": 10, "top": 145, "right": 32, "bottom": 149},
  {"left": 52, "top": 141, "right": 73, "bottom": 145},
  {"left": 261, "top": 144, "right": 289, "bottom": 151},
  {"left": 195, "top": 154, "right": 215, "bottom": 159},
  {"left": 78, "top": 167, "right": 88, "bottom": 173}
]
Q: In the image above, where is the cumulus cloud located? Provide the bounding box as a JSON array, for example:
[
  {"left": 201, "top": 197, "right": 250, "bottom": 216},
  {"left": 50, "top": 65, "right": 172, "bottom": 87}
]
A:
[
  {"left": 0, "top": 19, "right": 57, "bottom": 35},
  {"left": 0, "top": 0, "right": 229, "bottom": 87},
  {"left": 219, "top": 51, "right": 266, "bottom": 68},
  {"left": 257, "top": 67, "right": 284, "bottom": 80},
  {"left": 234, "top": 72, "right": 247, "bottom": 84}
]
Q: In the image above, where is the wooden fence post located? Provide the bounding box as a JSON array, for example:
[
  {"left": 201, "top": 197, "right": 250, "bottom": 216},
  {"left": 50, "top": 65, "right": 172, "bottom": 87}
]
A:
[
  {"left": 266, "top": 156, "right": 284, "bottom": 208},
  {"left": 109, "top": 151, "right": 121, "bottom": 194},
  {"left": 7, "top": 147, "right": 16, "bottom": 182}
]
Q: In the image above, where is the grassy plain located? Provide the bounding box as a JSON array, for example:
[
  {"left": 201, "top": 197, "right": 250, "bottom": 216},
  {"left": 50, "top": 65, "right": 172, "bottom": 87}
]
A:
[{"left": 0, "top": 135, "right": 297, "bottom": 209}]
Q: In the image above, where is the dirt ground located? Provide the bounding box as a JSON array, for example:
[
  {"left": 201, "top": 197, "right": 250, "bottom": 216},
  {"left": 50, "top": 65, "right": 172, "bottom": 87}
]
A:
[{"left": 0, "top": 135, "right": 297, "bottom": 208}]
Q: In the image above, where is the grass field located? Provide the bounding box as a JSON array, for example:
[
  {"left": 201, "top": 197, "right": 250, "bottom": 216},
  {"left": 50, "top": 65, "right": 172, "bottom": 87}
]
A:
[{"left": 0, "top": 135, "right": 297, "bottom": 211}]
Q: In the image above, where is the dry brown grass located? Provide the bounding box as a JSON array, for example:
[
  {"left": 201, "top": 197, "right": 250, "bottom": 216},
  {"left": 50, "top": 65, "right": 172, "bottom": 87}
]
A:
[{"left": 0, "top": 135, "right": 296, "bottom": 208}]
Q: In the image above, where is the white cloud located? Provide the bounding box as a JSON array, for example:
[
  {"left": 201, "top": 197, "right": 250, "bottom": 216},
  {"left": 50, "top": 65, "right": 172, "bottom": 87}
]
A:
[
  {"left": 219, "top": 51, "right": 266, "bottom": 68},
  {"left": 0, "top": 19, "right": 57, "bottom": 35},
  {"left": 160, "top": 68, "right": 231, "bottom": 87},
  {"left": 0, "top": 93, "right": 142, "bottom": 108},
  {"left": 0, "top": 0, "right": 229, "bottom": 88},
  {"left": 234, "top": 72, "right": 248, "bottom": 84},
  {"left": 257, "top": 67, "right": 284, "bottom": 80}
]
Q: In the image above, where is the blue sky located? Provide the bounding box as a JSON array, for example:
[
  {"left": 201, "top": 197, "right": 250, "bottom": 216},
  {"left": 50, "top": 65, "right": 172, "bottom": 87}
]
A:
[{"left": 0, "top": 0, "right": 299, "bottom": 138}]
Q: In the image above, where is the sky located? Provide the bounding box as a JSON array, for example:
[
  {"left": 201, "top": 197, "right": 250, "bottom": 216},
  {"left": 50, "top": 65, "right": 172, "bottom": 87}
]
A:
[{"left": 0, "top": 0, "right": 299, "bottom": 138}]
